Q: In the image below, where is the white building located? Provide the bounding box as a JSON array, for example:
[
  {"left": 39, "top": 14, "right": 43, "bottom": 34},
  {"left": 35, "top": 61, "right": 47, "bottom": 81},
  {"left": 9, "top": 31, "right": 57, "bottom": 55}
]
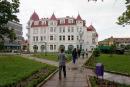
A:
[{"left": 27, "top": 12, "right": 98, "bottom": 52}]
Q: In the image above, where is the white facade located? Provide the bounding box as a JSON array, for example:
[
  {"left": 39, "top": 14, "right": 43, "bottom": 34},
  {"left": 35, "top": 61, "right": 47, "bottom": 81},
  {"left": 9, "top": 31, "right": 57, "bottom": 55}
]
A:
[{"left": 27, "top": 12, "right": 98, "bottom": 52}]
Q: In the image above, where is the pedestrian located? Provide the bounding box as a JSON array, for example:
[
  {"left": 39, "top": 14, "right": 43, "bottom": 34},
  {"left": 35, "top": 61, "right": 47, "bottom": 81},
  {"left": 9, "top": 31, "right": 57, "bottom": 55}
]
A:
[
  {"left": 58, "top": 48, "right": 66, "bottom": 80},
  {"left": 81, "top": 49, "right": 85, "bottom": 59},
  {"left": 86, "top": 49, "right": 88, "bottom": 58},
  {"left": 72, "top": 48, "right": 78, "bottom": 64},
  {"left": 77, "top": 48, "right": 81, "bottom": 58}
]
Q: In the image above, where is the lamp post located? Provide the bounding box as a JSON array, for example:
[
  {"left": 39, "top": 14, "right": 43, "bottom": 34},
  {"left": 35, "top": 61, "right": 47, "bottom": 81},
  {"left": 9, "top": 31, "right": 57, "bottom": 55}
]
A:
[{"left": 79, "top": 29, "right": 84, "bottom": 50}]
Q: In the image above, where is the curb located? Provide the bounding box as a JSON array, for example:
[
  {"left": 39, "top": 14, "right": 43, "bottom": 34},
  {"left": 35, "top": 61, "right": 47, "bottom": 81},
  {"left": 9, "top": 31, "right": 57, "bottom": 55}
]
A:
[{"left": 37, "top": 69, "right": 58, "bottom": 87}]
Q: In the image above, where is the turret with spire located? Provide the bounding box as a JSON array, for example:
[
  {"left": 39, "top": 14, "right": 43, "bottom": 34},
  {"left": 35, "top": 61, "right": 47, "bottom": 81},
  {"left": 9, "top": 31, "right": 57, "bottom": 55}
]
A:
[{"left": 76, "top": 13, "right": 83, "bottom": 26}]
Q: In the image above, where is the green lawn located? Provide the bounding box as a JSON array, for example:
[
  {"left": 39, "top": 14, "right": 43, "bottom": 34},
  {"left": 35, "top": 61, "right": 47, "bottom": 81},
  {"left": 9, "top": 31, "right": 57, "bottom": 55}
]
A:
[
  {"left": 86, "top": 54, "right": 130, "bottom": 75},
  {"left": 0, "top": 55, "right": 57, "bottom": 87},
  {"left": 32, "top": 53, "right": 72, "bottom": 62}
]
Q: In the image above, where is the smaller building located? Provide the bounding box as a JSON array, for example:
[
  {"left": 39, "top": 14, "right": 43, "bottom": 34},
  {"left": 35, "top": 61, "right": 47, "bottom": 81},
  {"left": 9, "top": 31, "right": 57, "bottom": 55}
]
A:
[
  {"left": 3, "top": 21, "right": 23, "bottom": 52},
  {"left": 99, "top": 36, "right": 130, "bottom": 46}
]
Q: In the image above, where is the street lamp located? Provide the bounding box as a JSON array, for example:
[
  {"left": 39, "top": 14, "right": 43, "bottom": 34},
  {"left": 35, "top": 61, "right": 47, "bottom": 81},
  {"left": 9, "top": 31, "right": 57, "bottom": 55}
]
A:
[{"left": 78, "top": 29, "right": 84, "bottom": 50}]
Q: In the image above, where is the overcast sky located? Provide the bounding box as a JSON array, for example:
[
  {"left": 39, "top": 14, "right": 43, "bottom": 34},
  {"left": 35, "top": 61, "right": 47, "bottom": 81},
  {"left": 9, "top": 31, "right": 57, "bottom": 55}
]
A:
[{"left": 17, "top": 0, "right": 130, "bottom": 41}]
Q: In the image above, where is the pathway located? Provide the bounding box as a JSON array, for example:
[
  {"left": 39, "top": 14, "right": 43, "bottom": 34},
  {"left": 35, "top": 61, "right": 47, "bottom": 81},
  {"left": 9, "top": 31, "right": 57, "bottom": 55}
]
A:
[{"left": 39, "top": 54, "right": 91, "bottom": 87}]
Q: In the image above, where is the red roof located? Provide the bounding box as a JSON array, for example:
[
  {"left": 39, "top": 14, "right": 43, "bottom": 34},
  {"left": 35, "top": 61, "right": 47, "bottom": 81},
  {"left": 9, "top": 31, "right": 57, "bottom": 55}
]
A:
[
  {"left": 76, "top": 14, "right": 82, "bottom": 20},
  {"left": 87, "top": 25, "right": 95, "bottom": 31},
  {"left": 50, "top": 13, "right": 57, "bottom": 20},
  {"left": 30, "top": 11, "right": 39, "bottom": 21}
]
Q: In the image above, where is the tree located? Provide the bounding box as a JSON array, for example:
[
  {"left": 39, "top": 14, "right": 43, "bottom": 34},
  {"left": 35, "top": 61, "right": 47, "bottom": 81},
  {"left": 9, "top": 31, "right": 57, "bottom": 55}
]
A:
[
  {"left": 0, "top": 0, "right": 20, "bottom": 42},
  {"left": 117, "top": 0, "right": 130, "bottom": 26}
]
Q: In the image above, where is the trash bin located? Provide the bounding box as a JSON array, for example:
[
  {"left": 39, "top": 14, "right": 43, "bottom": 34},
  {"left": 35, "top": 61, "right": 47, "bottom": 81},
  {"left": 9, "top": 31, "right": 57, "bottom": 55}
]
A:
[{"left": 95, "top": 63, "right": 104, "bottom": 77}]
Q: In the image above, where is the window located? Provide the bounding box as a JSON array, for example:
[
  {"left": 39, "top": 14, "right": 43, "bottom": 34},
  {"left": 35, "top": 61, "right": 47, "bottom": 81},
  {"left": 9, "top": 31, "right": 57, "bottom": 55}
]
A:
[
  {"left": 63, "top": 27, "right": 65, "bottom": 32},
  {"left": 44, "top": 28, "right": 46, "bottom": 33},
  {"left": 33, "top": 29, "right": 38, "bottom": 34},
  {"left": 68, "top": 36, "right": 70, "bottom": 40},
  {"left": 54, "top": 45, "right": 56, "bottom": 50},
  {"left": 77, "top": 27, "right": 79, "bottom": 32},
  {"left": 71, "top": 27, "right": 74, "bottom": 32},
  {"left": 50, "top": 22, "right": 53, "bottom": 25},
  {"left": 41, "top": 36, "right": 43, "bottom": 41},
  {"left": 68, "top": 19, "right": 73, "bottom": 23},
  {"left": 34, "top": 21, "right": 39, "bottom": 25},
  {"left": 71, "top": 35, "right": 74, "bottom": 40},
  {"left": 68, "top": 27, "right": 70, "bottom": 32},
  {"left": 42, "top": 21, "right": 46, "bottom": 25},
  {"left": 44, "top": 36, "right": 46, "bottom": 40},
  {"left": 54, "top": 27, "right": 56, "bottom": 32},
  {"left": 60, "top": 19, "right": 65, "bottom": 24},
  {"left": 59, "top": 36, "right": 62, "bottom": 40},
  {"left": 92, "top": 38, "right": 96, "bottom": 44},
  {"left": 40, "top": 28, "right": 43, "bottom": 34},
  {"left": 59, "top": 27, "right": 62, "bottom": 33},
  {"left": 63, "top": 36, "right": 65, "bottom": 40},
  {"left": 50, "top": 36, "right": 53, "bottom": 40},
  {"left": 77, "top": 36, "right": 79, "bottom": 40},
  {"left": 36, "top": 36, "right": 38, "bottom": 41},
  {"left": 50, "top": 27, "right": 53, "bottom": 32},
  {"left": 50, "top": 45, "right": 53, "bottom": 50}
]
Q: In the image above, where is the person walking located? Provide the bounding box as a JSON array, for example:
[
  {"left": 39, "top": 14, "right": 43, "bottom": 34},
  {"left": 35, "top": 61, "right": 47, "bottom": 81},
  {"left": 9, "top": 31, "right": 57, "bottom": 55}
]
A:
[
  {"left": 58, "top": 48, "right": 66, "bottom": 80},
  {"left": 81, "top": 49, "right": 85, "bottom": 59},
  {"left": 86, "top": 49, "right": 88, "bottom": 58},
  {"left": 77, "top": 48, "right": 81, "bottom": 58},
  {"left": 72, "top": 48, "right": 78, "bottom": 64}
]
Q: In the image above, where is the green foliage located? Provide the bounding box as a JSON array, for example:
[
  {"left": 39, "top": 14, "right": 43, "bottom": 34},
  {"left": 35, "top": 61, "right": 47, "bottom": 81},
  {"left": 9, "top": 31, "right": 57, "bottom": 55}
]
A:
[
  {"left": 0, "top": 0, "right": 19, "bottom": 41},
  {"left": 0, "top": 55, "right": 57, "bottom": 87},
  {"left": 93, "top": 48, "right": 100, "bottom": 57},
  {"left": 117, "top": 0, "right": 130, "bottom": 25}
]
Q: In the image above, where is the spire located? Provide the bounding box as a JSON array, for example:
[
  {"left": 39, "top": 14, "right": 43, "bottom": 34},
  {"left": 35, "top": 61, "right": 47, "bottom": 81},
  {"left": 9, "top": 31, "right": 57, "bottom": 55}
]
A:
[
  {"left": 50, "top": 13, "right": 57, "bottom": 20},
  {"left": 30, "top": 11, "right": 39, "bottom": 21},
  {"left": 76, "top": 14, "right": 82, "bottom": 20}
]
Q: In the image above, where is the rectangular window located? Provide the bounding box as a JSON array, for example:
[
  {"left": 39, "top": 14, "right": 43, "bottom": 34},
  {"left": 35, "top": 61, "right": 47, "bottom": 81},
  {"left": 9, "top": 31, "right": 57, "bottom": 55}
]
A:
[
  {"left": 68, "top": 36, "right": 70, "bottom": 40},
  {"left": 33, "top": 36, "right": 35, "bottom": 41},
  {"left": 71, "top": 27, "right": 74, "bottom": 32},
  {"left": 41, "top": 36, "right": 43, "bottom": 41},
  {"left": 60, "top": 19, "right": 65, "bottom": 24},
  {"left": 63, "top": 27, "right": 65, "bottom": 32},
  {"left": 59, "top": 36, "right": 62, "bottom": 41},
  {"left": 54, "top": 27, "right": 56, "bottom": 32},
  {"left": 50, "top": 45, "right": 53, "bottom": 50},
  {"left": 54, "top": 45, "right": 56, "bottom": 50},
  {"left": 44, "top": 36, "right": 46, "bottom": 40},
  {"left": 77, "top": 36, "right": 79, "bottom": 40},
  {"left": 36, "top": 36, "right": 38, "bottom": 41},
  {"left": 44, "top": 28, "right": 46, "bottom": 33},
  {"left": 92, "top": 38, "right": 96, "bottom": 44},
  {"left": 63, "top": 36, "right": 65, "bottom": 40},
  {"left": 50, "top": 36, "right": 53, "bottom": 40},
  {"left": 50, "top": 27, "right": 53, "bottom": 32},
  {"left": 71, "top": 35, "right": 74, "bottom": 40},
  {"left": 59, "top": 27, "right": 62, "bottom": 33},
  {"left": 68, "top": 27, "right": 70, "bottom": 32},
  {"left": 33, "top": 29, "right": 38, "bottom": 34}
]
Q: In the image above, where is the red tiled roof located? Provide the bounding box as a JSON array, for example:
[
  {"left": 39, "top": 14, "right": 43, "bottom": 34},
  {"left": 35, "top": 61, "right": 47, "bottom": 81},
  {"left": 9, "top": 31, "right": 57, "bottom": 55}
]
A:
[
  {"left": 30, "top": 11, "right": 39, "bottom": 21},
  {"left": 87, "top": 25, "right": 95, "bottom": 31},
  {"left": 76, "top": 14, "right": 82, "bottom": 20},
  {"left": 50, "top": 13, "right": 57, "bottom": 20}
]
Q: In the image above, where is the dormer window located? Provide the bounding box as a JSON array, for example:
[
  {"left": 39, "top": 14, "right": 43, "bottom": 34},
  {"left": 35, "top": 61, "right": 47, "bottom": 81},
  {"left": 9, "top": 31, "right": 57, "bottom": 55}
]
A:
[
  {"left": 60, "top": 19, "right": 65, "bottom": 24},
  {"left": 68, "top": 19, "right": 73, "bottom": 23},
  {"left": 34, "top": 21, "right": 39, "bottom": 25},
  {"left": 42, "top": 21, "right": 46, "bottom": 25}
]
